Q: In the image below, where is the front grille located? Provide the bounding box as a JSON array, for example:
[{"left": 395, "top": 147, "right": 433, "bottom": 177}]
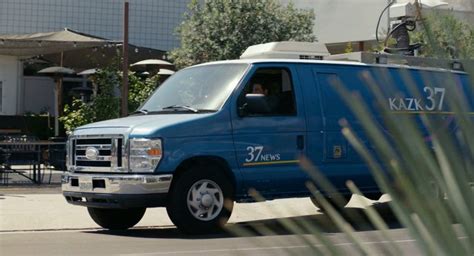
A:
[{"left": 69, "top": 135, "right": 125, "bottom": 172}]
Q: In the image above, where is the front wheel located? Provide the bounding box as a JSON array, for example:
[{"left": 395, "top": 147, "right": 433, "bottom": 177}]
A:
[
  {"left": 166, "top": 166, "right": 234, "bottom": 234},
  {"left": 88, "top": 207, "right": 146, "bottom": 230}
]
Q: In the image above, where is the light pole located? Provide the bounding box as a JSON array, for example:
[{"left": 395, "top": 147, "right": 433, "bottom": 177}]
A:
[{"left": 121, "top": 0, "right": 129, "bottom": 117}]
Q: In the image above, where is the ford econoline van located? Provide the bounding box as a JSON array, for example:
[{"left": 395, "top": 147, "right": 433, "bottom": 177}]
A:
[{"left": 62, "top": 43, "right": 472, "bottom": 233}]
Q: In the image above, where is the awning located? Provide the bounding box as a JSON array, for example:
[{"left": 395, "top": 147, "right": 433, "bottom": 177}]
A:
[
  {"left": 41, "top": 44, "right": 166, "bottom": 69},
  {"left": 0, "top": 28, "right": 167, "bottom": 69},
  {"left": 0, "top": 28, "right": 115, "bottom": 56}
]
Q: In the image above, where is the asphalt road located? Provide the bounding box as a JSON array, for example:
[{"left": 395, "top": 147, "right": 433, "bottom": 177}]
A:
[
  {"left": 1, "top": 227, "right": 425, "bottom": 256},
  {"left": 0, "top": 204, "right": 429, "bottom": 256}
]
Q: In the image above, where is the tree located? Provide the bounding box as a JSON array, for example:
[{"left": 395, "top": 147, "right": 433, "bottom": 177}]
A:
[
  {"left": 170, "top": 0, "right": 316, "bottom": 68},
  {"left": 128, "top": 74, "right": 160, "bottom": 112},
  {"left": 411, "top": 12, "right": 474, "bottom": 59},
  {"left": 60, "top": 68, "right": 160, "bottom": 133}
]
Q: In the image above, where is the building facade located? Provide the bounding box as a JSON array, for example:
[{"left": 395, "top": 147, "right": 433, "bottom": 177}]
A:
[
  {"left": 1, "top": 0, "right": 472, "bottom": 55},
  {"left": 0, "top": 0, "right": 193, "bottom": 116},
  {"left": 0, "top": 0, "right": 191, "bottom": 51}
]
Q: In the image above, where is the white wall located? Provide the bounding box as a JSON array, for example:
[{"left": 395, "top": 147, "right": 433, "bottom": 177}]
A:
[
  {"left": 280, "top": 0, "right": 389, "bottom": 43},
  {"left": 23, "top": 76, "right": 55, "bottom": 115},
  {"left": 0, "top": 55, "right": 21, "bottom": 115},
  {"left": 281, "top": 0, "right": 473, "bottom": 44}
]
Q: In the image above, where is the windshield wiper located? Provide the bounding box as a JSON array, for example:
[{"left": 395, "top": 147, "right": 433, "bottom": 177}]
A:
[
  {"left": 130, "top": 109, "right": 149, "bottom": 115},
  {"left": 162, "top": 105, "right": 199, "bottom": 113}
]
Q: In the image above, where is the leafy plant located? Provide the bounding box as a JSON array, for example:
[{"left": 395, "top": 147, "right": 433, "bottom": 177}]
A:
[
  {"left": 61, "top": 68, "right": 160, "bottom": 133},
  {"left": 60, "top": 99, "right": 95, "bottom": 133},
  {"left": 170, "top": 0, "right": 316, "bottom": 68},
  {"left": 89, "top": 67, "right": 121, "bottom": 122},
  {"left": 410, "top": 11, "right": 474, "bottom": 59},
  {"left": 128, "top": 73, "right": 160, "bottom": 112}
]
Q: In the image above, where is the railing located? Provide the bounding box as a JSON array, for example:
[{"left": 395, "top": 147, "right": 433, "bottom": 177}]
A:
[{"left": 0, "top": 136, "right": 66, "bottom": 185}]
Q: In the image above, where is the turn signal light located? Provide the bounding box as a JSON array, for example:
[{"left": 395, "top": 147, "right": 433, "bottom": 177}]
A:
[{"left": 147, "top": 148, "right": 162, "bottom": 156}]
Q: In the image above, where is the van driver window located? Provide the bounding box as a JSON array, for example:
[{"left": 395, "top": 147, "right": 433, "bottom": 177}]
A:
[{"left": 239, "top": 68, "right": 296, "bottom": 116}]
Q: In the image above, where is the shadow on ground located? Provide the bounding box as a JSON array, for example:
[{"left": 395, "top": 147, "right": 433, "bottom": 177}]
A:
[{"left": 85, "top": 201, "right": 401, "bottom": 239}]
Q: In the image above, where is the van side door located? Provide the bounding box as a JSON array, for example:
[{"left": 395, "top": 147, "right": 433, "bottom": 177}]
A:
[
  {"left": 231, "top": 65, "right": 307, "bottom": 197},
  {"left": 307, "top": 68, "right": 379, "bottom": 194}
]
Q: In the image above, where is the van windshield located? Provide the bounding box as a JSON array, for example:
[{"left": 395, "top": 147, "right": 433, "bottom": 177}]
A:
[{"left": 138, "top": 63, "right": 248, "bottom": 113}]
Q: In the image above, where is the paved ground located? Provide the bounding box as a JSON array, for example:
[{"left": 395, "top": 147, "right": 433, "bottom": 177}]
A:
[
  {"left": 1, "top": 226, "right": 428, "bottom": 256},
  {"left": 0, "top": 186, "right": 389, "bottom": 232},
  {"left": 0, "top": 186, "right": 420, "bottom": 256},
  {"left": 0, "top": 168, "right": 391, "bottom": 232},
  {"left": 0, "top": 191, "right": 435, "bottom": 256},
  {"left": 1, "top": 172, "right": 426, "bottom": 255}
]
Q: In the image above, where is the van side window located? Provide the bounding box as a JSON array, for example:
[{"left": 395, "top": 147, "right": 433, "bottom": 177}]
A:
[{"left": 238, "top": 68, "right": 296, "bottom": 116}]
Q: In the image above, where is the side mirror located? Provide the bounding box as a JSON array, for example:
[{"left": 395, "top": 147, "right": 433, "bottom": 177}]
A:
[
  {"left": 238, "top": 103, "right": 248, "bottom": 116},
  {"left": 240, "top": 94, "right": 272, "bottom": 116}
]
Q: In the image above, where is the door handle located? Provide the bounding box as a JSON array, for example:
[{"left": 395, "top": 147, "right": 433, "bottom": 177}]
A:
[{"left": 297, "top": 135, "right": 304, "bottom": 150}]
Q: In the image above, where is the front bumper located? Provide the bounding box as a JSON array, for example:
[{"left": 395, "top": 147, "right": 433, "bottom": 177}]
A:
[{"left": 62, "top": 173, "right": 172, "bottom": 208}]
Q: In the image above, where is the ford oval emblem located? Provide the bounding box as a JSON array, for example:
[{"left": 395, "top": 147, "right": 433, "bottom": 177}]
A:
[{"left": 85, "top": 147, "right": 99, "bottom": 161}]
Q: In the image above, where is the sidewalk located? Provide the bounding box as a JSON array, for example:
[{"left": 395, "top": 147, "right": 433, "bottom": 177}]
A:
[{"left": 0, "top": 186, "right": 389, "bottom": 232}]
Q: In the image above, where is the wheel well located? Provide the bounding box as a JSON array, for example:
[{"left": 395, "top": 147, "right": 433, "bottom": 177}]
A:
[{"left": 170, "top": 156, "right": 236, "bottom": 196}]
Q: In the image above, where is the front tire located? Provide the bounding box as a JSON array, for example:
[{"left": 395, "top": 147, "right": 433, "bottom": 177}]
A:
[
  {"left": 166, "top": 166, "right": 234, "bottom": 234},
  {"left": 88, "top": 207, "right": 146, "bottom": 230}
]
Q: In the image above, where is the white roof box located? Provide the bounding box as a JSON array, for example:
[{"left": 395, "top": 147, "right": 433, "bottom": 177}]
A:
[{"left": 240, "top": 41, "right": 330, "bottom": 60}]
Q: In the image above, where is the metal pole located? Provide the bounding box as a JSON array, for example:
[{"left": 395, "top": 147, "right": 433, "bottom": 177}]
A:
[
  {"left": 387, "top": 0, "right": 391, "bottom": 34},
  {"left": 54, "top": 78, "right": 59, "bottom": 136},
  {"left": 55, "top": 51, "right": 64, "bottom": 137},
  {"left": 121, "top": 0, "right": 129, "bottom": 117}
]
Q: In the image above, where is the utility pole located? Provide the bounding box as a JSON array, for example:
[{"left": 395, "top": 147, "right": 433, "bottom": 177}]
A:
[{"left": 121, "top": 0, "right": 129, "bottom": 117}]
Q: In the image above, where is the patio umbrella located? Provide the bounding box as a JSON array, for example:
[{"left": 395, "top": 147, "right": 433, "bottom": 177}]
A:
[
  {"left": 0, "top": 28, "right": 113, "bottom": 57},
  {"left": 77, "top": 68, "right": 99, "bottom": 97},
  {"left": 38, "top": 66, "right": 75, "bottom": 75},
  {"left": 130, "top": 59, "right": 174, "bottom": 73},
  {"left": 38, "top": 66, "right": 75, "bottom": 136},
  {"left": 131, "top": 59, "right": 173, "bottom": 66},
  {"left": 77, "top": 68, "right": 97, "bottom": 76},
  {"left": 157, "top": 68, "right": 175, "bottom": 76}
]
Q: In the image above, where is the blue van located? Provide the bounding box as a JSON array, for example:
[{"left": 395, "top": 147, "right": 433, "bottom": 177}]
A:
[{"left": 62, "top": 45, "right": 472, "bottom": 233}]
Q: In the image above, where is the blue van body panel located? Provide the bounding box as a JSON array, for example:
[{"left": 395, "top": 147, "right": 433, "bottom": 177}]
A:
[
  {"left": 77, "top": 110, "right": 244, "bottom": 196},
  {"left": 297, "top": 64, "right": 378, "bottom": 193},
  {"left": 79, "top": 113, "right": 218, "bottom": 138},
  {"left": 159, "top": 134, "right": 244, "bottom": 195},
  {"left": 230, "top": 64, "right": 309, "bottom": 199},
  {"left": 69, "top": 59, "right": 472, "bottom": 203}
]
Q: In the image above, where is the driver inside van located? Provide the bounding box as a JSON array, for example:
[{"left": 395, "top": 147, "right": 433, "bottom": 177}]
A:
[
  {"left": 252, "top": 83, "right": 268, "bottom": 95},
  {"left": 249, "top": 82, "right": 279, "bottom": 114}
]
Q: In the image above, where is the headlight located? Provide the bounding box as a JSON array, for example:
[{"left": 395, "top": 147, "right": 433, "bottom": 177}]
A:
[{"left": 129, "top": 138, "right": 162, "bottom": 172}]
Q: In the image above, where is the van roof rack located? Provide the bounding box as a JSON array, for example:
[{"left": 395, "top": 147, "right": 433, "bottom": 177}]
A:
[
  {"left": 240, "top": 41, "right": 330, "bottom": 60},
  {"left": 325, "top": 51, "right": 470, "bottom": 72}
]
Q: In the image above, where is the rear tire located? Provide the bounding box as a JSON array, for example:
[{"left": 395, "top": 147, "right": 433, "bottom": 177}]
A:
[
  {"left": 310, "top": 194, "right": 351, "bottom": 212},
  {"left": 88, "top": 207, "right": 146, "bottom": 230},
  {"left": 166, "top": 165, "right": 234, "bottom": 234}
]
